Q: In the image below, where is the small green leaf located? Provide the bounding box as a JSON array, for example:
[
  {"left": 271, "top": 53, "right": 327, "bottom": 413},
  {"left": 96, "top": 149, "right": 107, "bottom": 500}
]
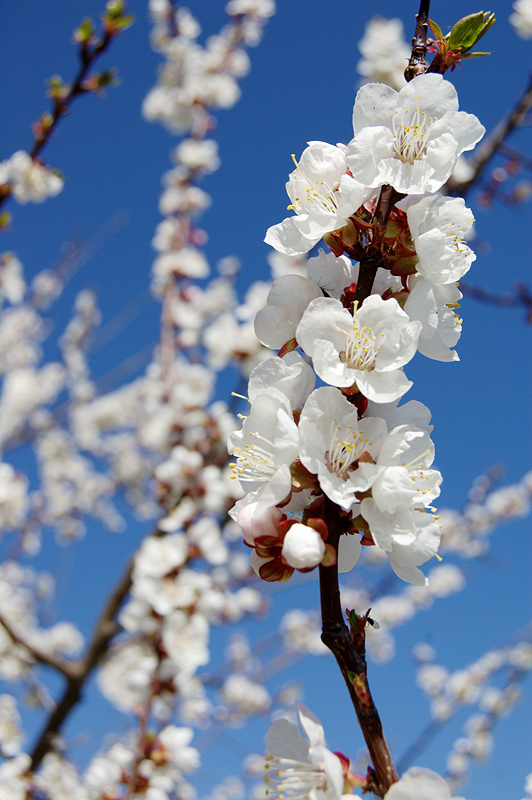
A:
[
  {"left": 460, "top": 51, "right": 491, "bottom": 58},
  {"left": 116, "top": 15, "right": 135, "bottom": 30},
  {"left": 448, "top": 12, "right": 495, "bottom": 52},
  {"left": 428, "top": 18, "right": 444, "bottom": 41}
]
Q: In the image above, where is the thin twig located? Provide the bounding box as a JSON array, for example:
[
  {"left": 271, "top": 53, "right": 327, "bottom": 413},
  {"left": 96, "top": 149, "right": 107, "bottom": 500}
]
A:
[
  {"left": 123, "top": 657, "right": 163, "bottom": 800},
  {"left": 0, "top": 22, "right": 118, "bottom": 213},
  {"left": 448, "top": 75, "right": 532, "bottom": 198},
  {"left": 460, "top": 280, "right": 532, "bottom": 321},
  {"left": 0, "top": 612, "right": 77, "bottom": 680},
  {"left": 29, "top": 32, "right": 113, "bottom": 163}
]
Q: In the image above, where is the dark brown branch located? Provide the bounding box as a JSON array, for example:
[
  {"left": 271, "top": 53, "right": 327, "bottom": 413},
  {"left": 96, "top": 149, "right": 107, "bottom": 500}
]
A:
[
  {"left": 29, "top": 31, "right": 114, "bottom": 163},
  {"left": 405, "top": 0, "right": 431, "bottom": 82},
  {"left": 319, "top": 497, "right": 398, "bottom": 798},
  {"left": 448, "top": 75, "right": 532, "bottom": 199},
  {"left": 29, "top": 553, "right": 134, "bottom": 770}
]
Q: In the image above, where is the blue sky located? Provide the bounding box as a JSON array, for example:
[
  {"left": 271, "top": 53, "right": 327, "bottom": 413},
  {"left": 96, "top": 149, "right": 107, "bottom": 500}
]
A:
[{"left": 1, "top": 2, "right": 531, "bottom": 798}]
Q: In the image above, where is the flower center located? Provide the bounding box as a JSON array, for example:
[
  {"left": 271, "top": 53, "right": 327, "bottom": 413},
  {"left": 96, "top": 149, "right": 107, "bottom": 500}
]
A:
[
  {"left": 265, "top": 756, "right": 327, "bottom": 799},
  {"left": 326, "top": 418, "right": 372, "bottom": 478},
  {"left": 442, "top": 219, "right": 473, "bottom": 256},
  {"left": 342, "top": 308, "right": 382, "bottom": 371},
  {"left": 287, "top": 154, "right": 339, "bottom": 215},
  {"left": 230, "top": 431, "right": 276, "bottom": 487},
  {"left": 392, "top": 101, "right": 436, "bottom": 164}
]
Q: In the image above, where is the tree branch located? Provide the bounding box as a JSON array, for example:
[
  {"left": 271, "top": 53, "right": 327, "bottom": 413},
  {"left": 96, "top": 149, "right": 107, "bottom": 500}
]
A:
[
  {"left": 0, "top": 613, "right": 77, "bottom": 681},
  {"left": 319, "top": 497, "right": 398, "bottom": 798},
  {"left": 29, "top": 552, "right": 134, "bottom": 769},
  {"left": 405, "top": 0, "right": 431, "bottom": 82}
]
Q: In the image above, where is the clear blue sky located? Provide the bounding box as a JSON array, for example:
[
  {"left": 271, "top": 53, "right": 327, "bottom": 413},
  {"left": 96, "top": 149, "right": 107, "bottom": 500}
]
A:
[{"left": 1, "top": 2, "right": 531, "bottom": 799}]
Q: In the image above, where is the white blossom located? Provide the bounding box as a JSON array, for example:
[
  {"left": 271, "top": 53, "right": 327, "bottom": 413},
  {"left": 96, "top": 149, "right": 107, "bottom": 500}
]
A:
[
  {"left": 298, "top": 387, "right": 387, "bottom": 511},
  {"left": 407, "top": 196, "right": 476, "bottom": 284},
  {"left": 247, "top": 352, "right": 315, "bottom": 411},
  {"left": 305, "top": 250, "right": 358, "bottom": 300},
  {"left": 404, "top": 278, "right": 463, "bottom": 362},
  {"left": 221, "top": 675, "right": 271, "bottom": 713},
  {"left": 282, "top": 523, "right": 326, "bottom": 569},
  {"left": 296, "top": 295, "right": 420, "bottom": 402},
  {"left": 254, "top": 274, "right": 323, "bottom": 349},
  {"left": 346, "top": 74, "right": 485, "bottom": 195},
  {"left": 0, "top": 695, "right": 23, "bottom": 756},
  {"left": 265, "top": 141, "right": 370, "bottom": 255},
  {"left": 228, "top": 388, "right": 299, "bottom": 518}
]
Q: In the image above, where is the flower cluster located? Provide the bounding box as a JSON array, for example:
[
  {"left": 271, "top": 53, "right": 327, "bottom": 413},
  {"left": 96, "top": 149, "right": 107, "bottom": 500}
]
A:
[{"left": 232, "top": 74, "right": 485, "bottom": 586}]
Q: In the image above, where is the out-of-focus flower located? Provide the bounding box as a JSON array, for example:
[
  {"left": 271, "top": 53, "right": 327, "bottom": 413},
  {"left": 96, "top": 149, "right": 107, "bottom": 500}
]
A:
[
  {"left": 265, "top": 703, "right": 344, "bottom": 799},
  {"left": 510, "top": 0, "right": 532, "bottom": 38},
  {"left": 357, "top": 17, "right": 410, "bottom": 90},
  {"left": 0, "top": 151, "right": 63, "bottom": 204},
  {"left": 384, "top": 767, "right": 468, "bottom": 800}
]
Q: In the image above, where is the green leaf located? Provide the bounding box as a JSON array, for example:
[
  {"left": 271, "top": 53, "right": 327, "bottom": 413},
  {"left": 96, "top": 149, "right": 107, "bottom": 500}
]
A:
[
  {"left": 448, "top": 12, "right": 495, "bottom": 52},
  {"left": 428, "top": 18, "right": 444, "bottom": 41},
  {"left": 113, "top": 15, "right": 135, "bottom": 30}
]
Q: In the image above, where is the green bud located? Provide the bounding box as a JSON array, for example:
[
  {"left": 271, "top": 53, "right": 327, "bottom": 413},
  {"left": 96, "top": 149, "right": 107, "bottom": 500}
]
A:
[
  {"left": 74, "top": 17, "right": 95, "bottom": 43},
  {"left": 103, "top": 0, "right": 134, "bottom": 30},
  {"left": 97, "top": 69, "right": 119, "bottom": 88},
  {"left": 105, "top": 0, "right": 125, "bottom": 18},
  {"left": 0, "top": 212, "right": 12, "bottom": 230}
]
